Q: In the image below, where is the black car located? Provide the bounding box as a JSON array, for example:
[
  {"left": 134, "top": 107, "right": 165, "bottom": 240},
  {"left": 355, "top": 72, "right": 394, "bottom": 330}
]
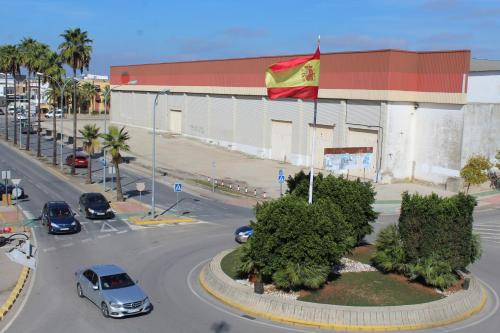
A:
[
  {"left": 41, "top": 201, "right": 80, "bottom": 234},
  {"left": 79, "top": 193, "right": 114, "bottom": 219},
  {"left": 20, "top": 122, "right": 37, "bottom": 134},
  {"left": 0, "top": 183, "right": 24, "bottom": 200}
]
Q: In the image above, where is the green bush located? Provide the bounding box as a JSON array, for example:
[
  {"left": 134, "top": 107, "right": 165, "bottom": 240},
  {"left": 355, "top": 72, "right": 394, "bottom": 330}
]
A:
[
  {"left": 372, "top": 225, "right": 407, "bottom": 273},
  {"left": 407, "top": 256, "right": 457, "bottom": 290},
  {"left": 287, "top": 172, "right": 378, "bottom": 243},
  {"left": 239, "top": 195, "right": 354, "bottom": 289}
]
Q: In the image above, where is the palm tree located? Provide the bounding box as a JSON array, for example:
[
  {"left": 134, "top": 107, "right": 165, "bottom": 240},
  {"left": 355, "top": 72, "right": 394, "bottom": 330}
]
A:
[
  {"left": 79, "top": 124, "right": 100, "bottom": 184},
  {"left": 79, "top": 82, "right": 97, "bottom": 113},
  {"left": 102, "top": 85, "right": 111, "bottom": 115},
  {"left": 59, "top": 28, "right": 93, "bottom": 175},
  {"left": 101, "top": 126, "right": 130, "bottom": 201},
  {"left": 40, "top": 51, "right": 66, "bottom": 165},
  {"left": 32, "top": 43, "right": 51, "bottom": 157},
  {"left": 0, "top": 45, "right": 9, "bottom": 141},
  {"left": 1, "top": 45, "right": 21, "bottom": 145},
  {"left": 19, "top": 37, "right": 39, "bottom": 151}
]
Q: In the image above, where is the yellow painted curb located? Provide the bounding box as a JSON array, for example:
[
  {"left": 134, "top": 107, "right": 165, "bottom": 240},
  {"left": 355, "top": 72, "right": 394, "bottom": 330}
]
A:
[
  {"left": 0, "top": 267, "right": 30, "bottom": 321},
  {"left": 199, "top": 267, "right": 488, "bottom": 332},
  {"left": 129, "top": 216, "right": 195, "bottom": 225}
]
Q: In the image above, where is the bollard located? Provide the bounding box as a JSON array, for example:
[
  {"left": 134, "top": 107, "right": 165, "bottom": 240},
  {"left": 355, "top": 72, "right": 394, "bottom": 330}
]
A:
[
  {"left": 237, "top": 185, "right": 240, "bottom": 191},
  {"left": 221, "top": 181, "right": 224, "bottom": 187},
  {"left": 245, "top": 187, "right": 248, "bottom": 193},
  {"left": 254, "top": 189, "right": 257, "bottom": 196},
  {"left": 263, "top": 192, "right": 267, "bottom": 199},
  {"left": 229, "top": 184, "right": 232, "bottom": 190},
  {"left": 207, "top": 177, "right": 211, "bottom": 182}
]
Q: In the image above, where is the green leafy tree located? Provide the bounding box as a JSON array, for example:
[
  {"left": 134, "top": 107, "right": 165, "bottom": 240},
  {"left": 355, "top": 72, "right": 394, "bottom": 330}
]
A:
[
  {"left": 79, "top": 124, "right": 100, "bottom": 184},
  {"left": 239, "top": 195, "right": 353, "bottom": 290},
  {"left": 59, "top": 27, "right": 93, "bottom": 175},
  {"left": 0, "top": 45, "right": 10, "bottom": 141},
  {"left": 460, "top": 155, "right": 492, "bottom": 193},
  {"left": 101, "top": 126, "right": 130, "bottom": 201},
  {"left": 288, "top": 172, "right": 378, "bottom": 243}
]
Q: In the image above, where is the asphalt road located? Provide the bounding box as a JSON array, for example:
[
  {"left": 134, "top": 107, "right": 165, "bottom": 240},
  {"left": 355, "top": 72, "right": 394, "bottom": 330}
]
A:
[{"left": 1, "top": 119, "right": 500, "bottom": 333}]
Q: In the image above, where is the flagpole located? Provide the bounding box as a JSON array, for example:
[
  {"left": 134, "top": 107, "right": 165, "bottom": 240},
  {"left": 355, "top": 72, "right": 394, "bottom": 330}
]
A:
[{"left": 308, "top": 35, "right": 320, "bottom": 204}]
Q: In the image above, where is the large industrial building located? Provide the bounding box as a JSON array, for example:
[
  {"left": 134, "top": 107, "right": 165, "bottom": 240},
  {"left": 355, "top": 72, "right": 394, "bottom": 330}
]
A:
[{"left": 109, "top": 49, "right": 500, "bottom": 186}]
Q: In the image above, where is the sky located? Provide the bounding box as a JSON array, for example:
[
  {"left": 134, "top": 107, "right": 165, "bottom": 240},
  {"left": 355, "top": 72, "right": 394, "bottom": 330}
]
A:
[{"left": 1, "top": 0, "right": 499, "bottom": 76}]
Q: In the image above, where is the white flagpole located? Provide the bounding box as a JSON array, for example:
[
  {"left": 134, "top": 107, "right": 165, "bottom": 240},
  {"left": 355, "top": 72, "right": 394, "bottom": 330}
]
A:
[{"left": 308, "top": 35, "right": 320, "bottom": 205}]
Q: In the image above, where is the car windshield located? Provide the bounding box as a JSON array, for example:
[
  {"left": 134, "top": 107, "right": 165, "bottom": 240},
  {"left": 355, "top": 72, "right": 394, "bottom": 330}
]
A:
[
  {"left": 236, "top": 226, "right": 252, "bottom": 233},
  {"left": 100, "top": 273, "right": 135, "bottom": 290},
  {"left": 49, "top": 206, "right": 72, "bottom": 218},
  {"left": 88, "top": 195, "right": 107, "bottom": 204}
]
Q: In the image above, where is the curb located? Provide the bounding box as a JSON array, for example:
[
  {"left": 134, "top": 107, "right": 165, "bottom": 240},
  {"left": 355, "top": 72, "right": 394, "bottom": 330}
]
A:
[
  {"left": 128, "top": 216, "right": 195, "bottom": 225},
  {"left": 0, "top": 267, "right": 30, "bottom": 321},
  {"left": 199, "top": 251, "right": 487, "bottom": 332}
]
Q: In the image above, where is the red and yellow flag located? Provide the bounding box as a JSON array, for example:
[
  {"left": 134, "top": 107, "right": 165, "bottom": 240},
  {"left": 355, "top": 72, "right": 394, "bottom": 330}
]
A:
[{"left": 265, "top": 47, "right": 320, "bottom": 100}]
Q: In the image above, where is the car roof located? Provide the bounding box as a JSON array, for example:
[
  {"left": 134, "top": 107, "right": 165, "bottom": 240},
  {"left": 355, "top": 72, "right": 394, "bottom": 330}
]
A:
[
  {"left": 83, "top": 192, "right": 106, "bottom": 199},
  {"left": 46, "top": 201, "right": 70, "bottom": 208},
  {"left": 90, "top": 264, "right": 126, "bottom": 276}
]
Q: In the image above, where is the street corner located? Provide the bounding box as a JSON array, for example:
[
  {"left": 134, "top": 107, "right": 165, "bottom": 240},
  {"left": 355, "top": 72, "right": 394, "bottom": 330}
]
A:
[
  {"left": 110, "top": 199, "right": 150, "bottom": 216},
  {"left": 0, "top": 206, "right": 29, "bottom": 233},
  {"left": 476, "top": 191, "right": 500, "bottom": 208},
  {"left": 0, "top": 247, "right": 30, "bottom": 321},
  {"left": 128, "top": 214, "right": 196, "bottom": 226}
]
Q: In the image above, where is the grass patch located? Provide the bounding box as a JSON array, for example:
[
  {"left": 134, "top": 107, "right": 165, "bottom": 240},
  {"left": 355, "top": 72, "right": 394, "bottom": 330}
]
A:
[
  {"left": 299, "top": 271, "right": 443, "bottom": 306},
  {"left": 346, "top": 244, "right": 376, "bottom": 264},
  {"left": 220, "top": 247, "right": 244, "bottom": 279}
]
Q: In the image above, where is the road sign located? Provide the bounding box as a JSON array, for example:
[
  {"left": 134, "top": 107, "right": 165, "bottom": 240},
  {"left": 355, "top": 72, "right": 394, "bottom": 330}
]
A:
[
  {"left": 1, "top": 170, "right": 11, "bottom": 180},
  {"left": 11, "top": 179, "right": 21, "bottom": 186},
  {"left": 11, "top": 188, "right": 22, "bottom": 199},
  {"left": 99, "top": 157, "right": 108, "bottom": 167},
  {"left": 278, "top": 173, "right": 285, "bottom": 184},
  {"left": 108, "top": 166, "right": 116, "bottom": 174},
  {"left": 136, "top": 182, "right": 145, "bottom": 192},
  {"left": 174, "top": 182, "right": 182, "bottom": 193}
]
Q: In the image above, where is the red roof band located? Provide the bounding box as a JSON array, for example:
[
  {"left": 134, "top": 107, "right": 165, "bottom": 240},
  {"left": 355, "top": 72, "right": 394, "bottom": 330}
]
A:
[{"left": 110, "top": 49, "right": 470, "bottom": 94}]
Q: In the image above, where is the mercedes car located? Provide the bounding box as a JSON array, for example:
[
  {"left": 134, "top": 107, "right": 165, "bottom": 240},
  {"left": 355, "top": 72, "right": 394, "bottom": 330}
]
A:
[
  {"left": 78, "top": 192, "right": 114, "bottom": 219},
  {"left": 75, "top": 264, "right": 152, "bottom": 318}
]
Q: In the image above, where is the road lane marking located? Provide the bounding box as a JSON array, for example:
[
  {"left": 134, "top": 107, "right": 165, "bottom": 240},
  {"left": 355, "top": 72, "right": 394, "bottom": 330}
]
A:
[
  {"left": 116, "top": 230, "right": 128, "bottom": 234},
  {"left": 61, "top": 243, "right": 73, "bottom": 248},
  {"left": 97, "top": 234, "right": 111, "bottom": 239},
  {"left": 43, "top": 247, "right": 56, "bottom": 252},
  {"left": 81, "top": 238, "right": 92, "bottom": 243}
]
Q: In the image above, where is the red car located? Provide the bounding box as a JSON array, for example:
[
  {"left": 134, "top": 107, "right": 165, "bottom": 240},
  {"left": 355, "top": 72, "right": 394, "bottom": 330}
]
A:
[{"left": 66, "top": 151, "right": 88, "bottom": 168}]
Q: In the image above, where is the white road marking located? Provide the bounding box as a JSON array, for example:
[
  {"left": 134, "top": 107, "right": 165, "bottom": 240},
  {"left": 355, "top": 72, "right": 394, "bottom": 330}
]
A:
[
  {"left": 43, "top": 247, "right": 56, "bottom": 252},
  {"left": 97, "top": 234, "right": 111, "bottom": 239},
  {"left": 61, "top": 243, "right": 73, "bottom": 248},
  {"left": 116, "top": 230, "right": 128, "bottom": 234},
  {"left": 81, "top": 238, "right": 92, "bottom": 243},
  {"left": 100, "top": 222, "right": 118, "bottom": 232}
]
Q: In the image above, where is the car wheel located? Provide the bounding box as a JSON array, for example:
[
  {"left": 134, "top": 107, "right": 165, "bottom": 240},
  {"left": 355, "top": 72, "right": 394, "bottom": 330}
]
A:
[
  {"left": 77, "top": 283, "right": 84, "bottom": 298},
  {"left": 101, "top": 302, "right": 109, "bottom": 318}
]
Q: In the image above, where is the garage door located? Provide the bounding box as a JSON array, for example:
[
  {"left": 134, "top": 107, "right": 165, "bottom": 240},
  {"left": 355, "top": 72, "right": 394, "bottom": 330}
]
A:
[
  {"left": 271, "top": 120, "right": 292, "bottom": 163},
  {"left": 348, "top": 128, "right": 378, "bottom": 179},
  {"left": 309, "top": 125, "right": 334, "bottom": 169},
  {"left": 169, "top": 110, "right": 182, "bottom": 134}
]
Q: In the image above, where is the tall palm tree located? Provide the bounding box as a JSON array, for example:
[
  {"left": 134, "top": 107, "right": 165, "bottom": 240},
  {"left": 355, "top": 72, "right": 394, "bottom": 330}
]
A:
[
  {"left": 79, "top": 124, "right": 100, "bottom": 184},
  {"left": 102, "top": 85, "right": 111, "bottom": 115},
  {"left": 0, "top": 46, "right": 9, "bottom": 141},
  {"left": 19, "top": 37, "right": 39, "bottom": 151},
  {"left": 40, "top": 51, "right": 65, "bottom": 165},
  {"left": 32, "top": 43, "right": 50, "bottom": 157},
  {"left": 59, "top": 28, "right": 93, "bottom": 175},
  {"left": 1, "top": 45, "right": 20, "bottom": 145},
  {"left": 101, "top": 126, "right": 130, "bottom": 201}
]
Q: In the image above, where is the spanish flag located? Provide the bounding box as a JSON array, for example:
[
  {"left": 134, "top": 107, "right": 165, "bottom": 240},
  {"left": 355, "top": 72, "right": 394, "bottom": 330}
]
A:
[{"left": 265, "top": 47, "right": 320, "bottom": 100}]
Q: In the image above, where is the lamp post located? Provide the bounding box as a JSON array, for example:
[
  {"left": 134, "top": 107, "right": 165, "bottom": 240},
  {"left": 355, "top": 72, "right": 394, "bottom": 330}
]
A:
[
  {"left": 151, "top": 88, "right": 170, "bottom": 217},
  {"left": 102, "top": 80, "right": 136, "bottom": 190}
]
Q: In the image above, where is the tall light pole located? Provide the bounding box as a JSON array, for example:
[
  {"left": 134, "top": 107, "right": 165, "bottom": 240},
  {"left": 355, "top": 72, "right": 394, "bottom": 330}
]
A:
[
  {"left": 102, "top": 80, "right": 136, "bottom": 190},
  {"left": 0, "top": 73, "right": 7, "bottom": 141},
  {"left": 151, "top": 88, "right": 170, "bottom": 217}
]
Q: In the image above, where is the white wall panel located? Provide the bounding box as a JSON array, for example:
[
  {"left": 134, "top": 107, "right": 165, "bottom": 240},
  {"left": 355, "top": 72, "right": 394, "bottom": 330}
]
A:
[
  {"left": 185, "top": 94, "right": 209, "bottom": 137},
  {"left": 210, "top": 95, "right": 234, "bottom": 143},
  {"left": 234, "top": 97, "right": 264, "bottom": 148},
  {"left": 346, "top": 100, "right": 380, "bottom": 126}
]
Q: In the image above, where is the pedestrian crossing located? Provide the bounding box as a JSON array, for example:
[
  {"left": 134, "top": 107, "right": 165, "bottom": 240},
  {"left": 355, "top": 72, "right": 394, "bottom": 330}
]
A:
[{"left": 474, "top": 221, "right": 500, "bottom": 245}]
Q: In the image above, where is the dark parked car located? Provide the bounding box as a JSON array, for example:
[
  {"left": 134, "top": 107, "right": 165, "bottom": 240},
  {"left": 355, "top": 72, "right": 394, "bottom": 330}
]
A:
[
  {"left": 79, "top": 192, "right": 114, "bottom": 219},
  {"left": 20, "top": 122, "right": 37, "bottom": 134},
  {"left": 66, "top": 151, "right": 88, "bottom": 168},
  {"left": 75, "top": 264, "right": 152, "bottom": 318},
  {"left": 234, "top": 225, "right": 253, "bottom": 243},
  {"left": 41, "top": 201, "right": 80, "bottom": 234},
  {"left": 0, "top": 183, "right": 24, "bottom": 200}
]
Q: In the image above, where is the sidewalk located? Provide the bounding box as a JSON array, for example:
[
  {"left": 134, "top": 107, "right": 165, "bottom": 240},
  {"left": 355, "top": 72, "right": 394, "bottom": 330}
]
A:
[{"left": 40, "top": 116, "right": 500, "bottom": 208}]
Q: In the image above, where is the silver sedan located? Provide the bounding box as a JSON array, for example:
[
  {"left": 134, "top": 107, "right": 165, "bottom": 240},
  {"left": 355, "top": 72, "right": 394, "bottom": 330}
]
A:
[{"left": 75, "top": 264, "right": 152, "bottom": 318}]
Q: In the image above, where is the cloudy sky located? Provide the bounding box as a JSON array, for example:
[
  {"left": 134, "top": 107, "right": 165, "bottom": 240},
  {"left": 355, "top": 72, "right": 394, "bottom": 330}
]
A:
[{"left": 1, "top": 0, "right": 499, "bottom": 75}]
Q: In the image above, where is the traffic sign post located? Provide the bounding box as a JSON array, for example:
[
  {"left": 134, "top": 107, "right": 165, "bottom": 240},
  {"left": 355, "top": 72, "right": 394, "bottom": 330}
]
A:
[
  {"left": 12, "top": 179, "right": 21, "bottom": 223},
  {"left": 2, "top": 170, "right": 11, "bottom": 206},
  {"left": 278, "top": 169, "right": 285, "bottom": 197},
  {"left": 174, "top": 182, "right": 182, "bottom": 210},
  {"left": 136, "top": 182, "right": 145, "bottom": 203},
  {"left": 108, "top": 166, "right": 116, "bottom": 191}
]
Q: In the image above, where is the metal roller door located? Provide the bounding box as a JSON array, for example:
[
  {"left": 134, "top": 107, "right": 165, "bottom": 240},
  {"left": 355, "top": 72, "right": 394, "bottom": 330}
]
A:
[
  {"left": 169, "top": 110, "right": 182, "bottom": 134},
  {"left": 309, "top": 125, "right": 334, "bottom": 169}
]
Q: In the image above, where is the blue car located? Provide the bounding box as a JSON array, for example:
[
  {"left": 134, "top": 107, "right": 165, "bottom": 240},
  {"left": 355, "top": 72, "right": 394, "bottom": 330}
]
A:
[
  {"left": 234, "top": 225, "right": 253, "bottom": 243},
  {"left": 41, "top": 201, "right": 80, "bottom": 234}
]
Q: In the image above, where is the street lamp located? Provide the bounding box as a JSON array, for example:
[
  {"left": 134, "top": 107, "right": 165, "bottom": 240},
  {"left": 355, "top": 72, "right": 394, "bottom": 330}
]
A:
[
  {"left": 102, "top": 80, "right": 137, "bottom": 191},
  {"left": 151, "top": 88, "right": 170, "bottom": 217},
  {"left": 0, "top": 73, "right": 7, "bottom": 142}
]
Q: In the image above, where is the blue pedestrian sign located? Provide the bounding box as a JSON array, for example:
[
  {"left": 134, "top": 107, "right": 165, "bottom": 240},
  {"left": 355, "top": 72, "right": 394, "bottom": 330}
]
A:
[
  {"left": 174, "top": 182, "right": 182, "bottom": 193},
  {"left": 278, "top": 169, "right": 285, "bottom": 184},
  {"left": 99, "top": 157, "right": 107, "bottom": 167}
]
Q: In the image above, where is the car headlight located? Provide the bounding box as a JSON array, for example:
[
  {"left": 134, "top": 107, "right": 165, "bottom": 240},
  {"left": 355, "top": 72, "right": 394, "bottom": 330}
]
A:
[
  {"left": 106, "top": 208, "right": 113, "bottom": 213},
  {"left": 50, "top": 223, "right": 58, "bottom": 227},
  {"left": 143, "top": 297, "right": 150, "bottom": 304},
  {"left": 71, "top": 221, "right": 77, "bottom": 226},
  {"left": 109, "top": 301, "right": 121, "bottom": 308},
  {"left": 88, "top": 208, "right": 95, "bottom": 214}
]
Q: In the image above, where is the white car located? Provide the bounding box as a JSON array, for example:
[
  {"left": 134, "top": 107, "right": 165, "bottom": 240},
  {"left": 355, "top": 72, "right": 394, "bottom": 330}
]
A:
[
  {"left": 16, "top": 113, "right": 27, "bottom": 121},
  {"left": 45, "top": 110, "right": 63, "bottom": 118}
]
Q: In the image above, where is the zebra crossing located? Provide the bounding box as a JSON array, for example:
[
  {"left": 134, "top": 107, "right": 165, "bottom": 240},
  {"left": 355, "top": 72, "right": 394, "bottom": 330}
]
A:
[{"left": 474, "top": 220, "right": 500, "bottom": 245}]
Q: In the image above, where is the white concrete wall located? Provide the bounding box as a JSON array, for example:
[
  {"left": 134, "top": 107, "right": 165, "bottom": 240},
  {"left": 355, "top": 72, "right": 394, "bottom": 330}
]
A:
[
  {"left": 412, "top": 103, "right": 464, "bottom": 184},
  {"left": 468, "top": 72, "right": 500, "bottom": 103}
]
